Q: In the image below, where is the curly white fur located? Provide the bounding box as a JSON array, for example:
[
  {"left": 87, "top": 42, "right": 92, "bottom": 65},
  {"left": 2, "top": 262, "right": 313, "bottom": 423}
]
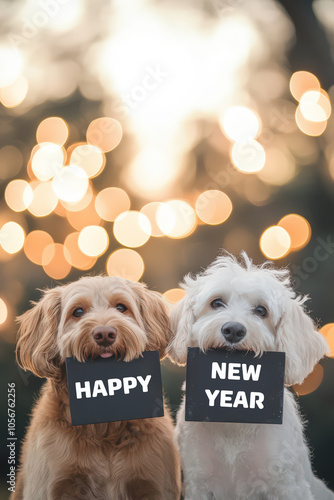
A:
[{"left": 169, "top": 252, "right": 333, "bottom": 500}]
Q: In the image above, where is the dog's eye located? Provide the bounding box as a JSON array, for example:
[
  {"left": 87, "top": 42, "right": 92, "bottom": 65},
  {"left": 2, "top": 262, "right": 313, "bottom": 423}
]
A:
[
  {"left": 73, "top": 307, "right": 85, "bottom": 318},
  {"left": 254, "top": 305, "right": 268, "bottom": 318},
  {"left": 116, "top": 303, "right": 127, "bottom": 313},
  {"left": 210, "top": 298, "right": 226, "bottom": 309}
]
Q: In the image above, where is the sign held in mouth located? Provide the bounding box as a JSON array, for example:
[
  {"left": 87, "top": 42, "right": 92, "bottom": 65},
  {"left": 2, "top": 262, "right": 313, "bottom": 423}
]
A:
[
  {"left": 185, "top": 348, "right": 285, "bottom": 424},
  {"left": 65, "top": 351, "right": 164, "bottom": 426}
]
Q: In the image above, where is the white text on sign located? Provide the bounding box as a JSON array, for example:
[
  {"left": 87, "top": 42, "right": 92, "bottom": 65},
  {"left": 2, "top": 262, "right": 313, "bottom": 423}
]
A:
[
  {"left": 205, "top": 389, "right": 265, "bottom": 408},
  {"left": 75, "top": 375, "right": 152, "bottom": 399},
  {"left": 206, "top": 362, "right": 264, "bottom": 409},
  {"left": 211, "top": 362, "right": 262, "bottom": 381}
]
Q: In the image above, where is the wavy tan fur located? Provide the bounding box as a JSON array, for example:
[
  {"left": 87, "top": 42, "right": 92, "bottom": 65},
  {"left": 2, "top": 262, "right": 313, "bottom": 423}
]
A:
[{"left": 13, "top": 276, "right": 181, "bottom": 500}]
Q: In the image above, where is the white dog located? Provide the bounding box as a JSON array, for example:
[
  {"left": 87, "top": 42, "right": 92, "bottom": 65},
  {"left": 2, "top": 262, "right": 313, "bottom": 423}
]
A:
[{"left": 168, "top": 252, "right": 333, "bottom": 500}]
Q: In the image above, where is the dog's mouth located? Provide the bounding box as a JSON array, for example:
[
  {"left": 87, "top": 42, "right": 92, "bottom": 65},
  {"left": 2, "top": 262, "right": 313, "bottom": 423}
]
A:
[
  {"left": 99, "top": 352, "right": 114, "bottom": 359},
  {"left": 215, "top": 341, "right": 253, "bottom": 352},
  {"left": 84, "top": 346, "right": 117, "bottom": 361}
]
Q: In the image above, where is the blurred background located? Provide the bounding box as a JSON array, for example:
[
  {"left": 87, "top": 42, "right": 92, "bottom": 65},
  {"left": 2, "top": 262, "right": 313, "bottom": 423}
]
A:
[{"left": 1, "top": 0, "right": 334, "bottom": 496}]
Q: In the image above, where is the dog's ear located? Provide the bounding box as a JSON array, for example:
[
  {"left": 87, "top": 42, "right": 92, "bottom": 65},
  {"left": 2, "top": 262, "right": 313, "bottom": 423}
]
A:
[
  {"left": 276, "top": 296, "right": 328, "bottom": 385},
  {"left": 16, "top": 287, "right": 62, "bottom": 379},
  {"left": 135, "top": 285, "right": 172, "bottom": 359},
  {"left": 167, "top": 287, "right": 195, "bottom": 366}
]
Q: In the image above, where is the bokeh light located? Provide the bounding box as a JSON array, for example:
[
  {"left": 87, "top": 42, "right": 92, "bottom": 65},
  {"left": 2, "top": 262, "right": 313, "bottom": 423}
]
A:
[
  {"left": 44, "top": 0, "right": 84, "bottom": 31},
  {"left": 86, "top": 117, "right": 123, "bottom": 152},
  {"left": 106, "top": 248, "right": 144, "bottom": 281},
  {"left": 5, "top": 180, "right": 33, "bottom": 212},
  {"left": 140, "top": 202, "right": 166, "bottom": 237},
  {"left": 113, "top": 211, "right": 151, "bottom": 248},
  {"left": 195, "top": 190, "right": 233, "bottom": 225},
  {"left": 156, "top": 200, "right": 196, "bottom": 238},
  {"left": 221, "top": 106, "right": 260, "bottom": 142},
  {"left": 0, "top": 298, "right": 8, "bottom": 325},
  {"left": 260, "top": 226, "right": 291, "bottom": 259},
  {"left": 293, "top": 363, "right": 324, "bottom": 395},
  {"left": 36, "top": 117, "right": 69, "bottom": 147},
  {"left": 66, "top": 197, "right": 101, "bottom": 231},
  {"left": 162, "top": 288, "right": 186, "bottom": 304},
  {"left": 257, "top": 148, "right": 296, "bottom": 186},
  {"left": 24, "top": 231, "right": 54, "bottom": 265},
  {"left": 231, "top": 139, "right": 266, "bottom": 173},
  {"left": 0, "top": 46, "right": 23, "bottom": 87},
  {"left": 78, "top": 225, "right": 109, "bottom": 257},
  {"left": 0, "top": 1, "right": 332, "bottom": 488},
  {"left": 27, "top": 181, "right": 58, "bottom": 217},
  {"left": 299, "top": 90, "right": 331, "bottom": 122},
  {"left": 295, "top": 105, "right": 327, "bottom": 136},
  {"left": 0, "top": 222, "right": 25, "bottom": 254},
  {"left": 61, "top": 183, "right": 94, "bottom": 212},
  {"left": 95, "top": 187, "right": 131, "bottom": 222},
  {"left": 278, "top": 214, "right": 311, "bottom": 251},
  {"left": 320, "top": 323, "right": 334, "bottom": 357},
  {"left": 0, "top": 76, "right": 29, "bottom": 108},
  {"left": 69, "top": 144, "right": 105, "bottom": 178},
  {"left": 289, "top": 71, "right": 320, "bottom": 101},
  {"left": 52, "top": 165, "right": 89, "bottom": 202},
  {"left": 42, "top": 243, "right": 71, "bottom": 279},
  {"left": 127, "top": 149, "right": 182, "bottom": 197},
  {"left": 64, "top": 232, "right": 97, "bottom": 270},
  {"left": 31, "top": 142, "right": 65, "bottom": 181}
]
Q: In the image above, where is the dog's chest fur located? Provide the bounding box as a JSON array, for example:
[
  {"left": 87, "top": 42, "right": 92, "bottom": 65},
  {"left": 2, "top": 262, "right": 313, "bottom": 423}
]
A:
[{"left": 176, "top": 389, "right": 312, "bottom": 499}]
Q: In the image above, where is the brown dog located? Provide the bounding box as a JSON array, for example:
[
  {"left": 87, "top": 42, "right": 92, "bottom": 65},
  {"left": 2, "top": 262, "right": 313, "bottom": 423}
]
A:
[{"left": 12, "top": 276, "right": 181, "bottom": 500}]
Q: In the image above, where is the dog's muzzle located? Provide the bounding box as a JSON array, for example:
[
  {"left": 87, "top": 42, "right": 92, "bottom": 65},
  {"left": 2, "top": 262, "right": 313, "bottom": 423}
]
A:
[
  {"left": 92, "top": 326, "right": 117, "bottom": 347},
  {"left": 221, "top": 322, "right": 246, "bottom": 344}
]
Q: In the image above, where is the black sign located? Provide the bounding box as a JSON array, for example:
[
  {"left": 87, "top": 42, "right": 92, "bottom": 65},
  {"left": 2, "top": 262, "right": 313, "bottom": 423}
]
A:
[
  {"left": 65, "top": 351, "right": 164, "bottom": 426},
  {"left": 185, "top": 348, "right": 285, "bottom": 424}
]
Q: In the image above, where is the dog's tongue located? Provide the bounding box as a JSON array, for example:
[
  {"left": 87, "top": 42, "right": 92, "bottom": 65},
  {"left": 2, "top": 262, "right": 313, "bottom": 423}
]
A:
[{"left": 100, "top": 353, "right": 113, "bottom": 358}]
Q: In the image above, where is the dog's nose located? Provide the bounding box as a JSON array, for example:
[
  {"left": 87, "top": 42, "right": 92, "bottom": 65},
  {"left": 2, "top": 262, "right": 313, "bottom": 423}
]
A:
[
  {"left": 92, "top": 326, "right": 117, "bottom": 347},
  {"left": 221, "top": 322, "right": 246, "bottom": 344}
]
